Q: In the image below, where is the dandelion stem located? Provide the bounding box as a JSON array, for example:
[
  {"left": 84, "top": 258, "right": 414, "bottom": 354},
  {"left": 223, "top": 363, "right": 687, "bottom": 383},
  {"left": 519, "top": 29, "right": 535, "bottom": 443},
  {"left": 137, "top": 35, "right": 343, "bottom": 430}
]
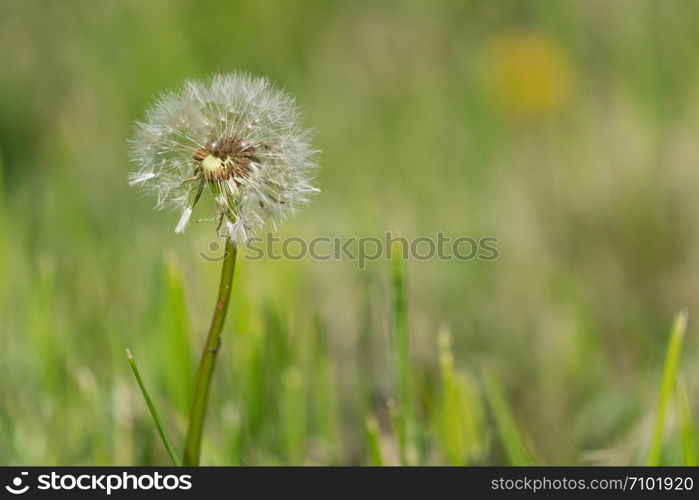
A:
[{"left": 183, "top": 237, "right": 237, "bottom": 465}]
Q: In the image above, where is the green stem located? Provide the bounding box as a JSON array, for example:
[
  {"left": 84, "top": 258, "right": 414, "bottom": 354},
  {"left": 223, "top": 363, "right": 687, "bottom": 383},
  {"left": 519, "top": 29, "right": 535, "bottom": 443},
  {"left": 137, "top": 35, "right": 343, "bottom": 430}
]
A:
[
  {"left": 391, "top": 242, "right": 417, "bottom": 464},
  {"left": 126, "top": 349, "right": 182, "bottom": 466},
  {"left": 647, "top": 310, "right": 687, "bottom": 465},
  {"left": 183, "top": 237, "right": 237, "bottom": 465}
]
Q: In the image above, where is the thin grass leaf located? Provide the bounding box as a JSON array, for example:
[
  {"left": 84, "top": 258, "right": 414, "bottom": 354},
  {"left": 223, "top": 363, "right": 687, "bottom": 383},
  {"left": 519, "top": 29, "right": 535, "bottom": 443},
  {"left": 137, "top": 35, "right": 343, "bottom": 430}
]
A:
[
  {"left": 676, "top": 378, "right": 696, "bottom": 466},
  {"left": 126, "top": 349, "right": 182, "bottom": 466},
  {"left": 358, "top": 276, "right": 376, "bottom": 412},
  {"left": 647, "top": 311, "right": 688, "bottom": 466},
  {"left": 0, "top": 171, "right": 6, "bottom": 277},
  {"left": 434, "top": 327, "right": 487, "bottom": 465},
  {"left": 148, "top": 255, "right": 194, "bottom": 415},
  {"left": 365, "top": 416, "right": 385, "bottom": 466},
  {"left": 310, "top": 322, "right": 340, "bottom": 462},
  {"left": 484, "top": 374, "right": 535, "bottom": 465},
  {"left": 386, "top": 398, "right": 406, "bottom": 465},
  {"left": 28, "top": 259, "right": 65, "bottom": 395},
  {"left": 390, "top": 242, "right": 418, "bottom": 464},
  {"left": 282, "top": 367, "right": 306, "bottom": 464}
]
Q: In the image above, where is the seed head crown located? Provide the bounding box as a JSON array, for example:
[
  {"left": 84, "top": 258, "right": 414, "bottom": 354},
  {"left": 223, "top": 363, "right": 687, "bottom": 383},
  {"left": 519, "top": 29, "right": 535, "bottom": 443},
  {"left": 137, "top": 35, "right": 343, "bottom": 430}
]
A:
[{"left": 128, "top": 73, "right": 319, "bottom": 242}]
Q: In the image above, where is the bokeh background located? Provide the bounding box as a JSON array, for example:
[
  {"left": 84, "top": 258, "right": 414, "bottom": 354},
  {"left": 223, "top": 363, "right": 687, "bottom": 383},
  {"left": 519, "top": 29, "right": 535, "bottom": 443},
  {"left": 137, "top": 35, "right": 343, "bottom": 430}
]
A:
[{"left": 1, "top": 0, "right": 698, "bottom": 465}]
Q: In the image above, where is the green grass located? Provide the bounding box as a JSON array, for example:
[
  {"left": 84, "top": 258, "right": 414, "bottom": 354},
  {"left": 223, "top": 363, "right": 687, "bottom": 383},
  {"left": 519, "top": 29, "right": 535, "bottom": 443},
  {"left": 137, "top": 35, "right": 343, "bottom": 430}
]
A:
[
  {"left": 676, "top": 379, "right": 697, "bottom": 466},
  {"left": 484, "top": 374, "right": 536, "bottom": 466},
  {"left": 125, "top": 349, "right": 181, "bottom": 466},
  {"left": 1, "top": 0, "right": 698, "bottom": 466},
  {"left": 365, "top": 416, "right": 385, "bottom": 466},
  {"left": 390, "top": 241, "right": 420, "bottom": 464},
  {"left": 647, "top": 311, "right": 688, "bottom": 466},
  {"left": 432, "top": 327, "right": 486, "bottom": 465}
]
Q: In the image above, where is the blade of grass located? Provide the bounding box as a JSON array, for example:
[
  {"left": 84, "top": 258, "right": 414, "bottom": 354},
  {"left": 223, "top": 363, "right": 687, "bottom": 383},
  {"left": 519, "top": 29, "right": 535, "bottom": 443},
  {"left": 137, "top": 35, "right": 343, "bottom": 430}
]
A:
[
  {"left": 282, "top": 367, "right": 306, "bottom": 464},
  {"left": 676, "top": 378, "right": 696, "bottom": 466},
  {"left": 484, "top": 374, "right": 535, "bottom": 465},
  {"left": 390, "top": 241, "right": 418, "bottom": 464},
  {"left": 358, "top": 276, "right": 376, "bottom": 413},
  {"left": 647, "top": 311, "right": 688, "bottom": 465},
  {"left": 310, "top": 322, "right": 340, "bottom": 462},
  {"left": 435, "top": 327, "right": 486, "bottom": 465},
  {"left": 126, "top": 348, "right": 182, "bottom": 466},
  {"left": 387, "top": 398, "right": 405, "bottom": 465},
  {"left": 365, "top": 415, "right": 384, "bottom": 466},
  {"left": 149, "top": 255, "right": 194, "bottom": 415}
]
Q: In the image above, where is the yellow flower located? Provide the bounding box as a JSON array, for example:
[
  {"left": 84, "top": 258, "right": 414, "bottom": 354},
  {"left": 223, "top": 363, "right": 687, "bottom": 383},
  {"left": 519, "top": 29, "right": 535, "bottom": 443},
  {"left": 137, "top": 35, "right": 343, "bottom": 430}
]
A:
[{"left": 484, "top": 31, "right": 575, "bottom": 119}]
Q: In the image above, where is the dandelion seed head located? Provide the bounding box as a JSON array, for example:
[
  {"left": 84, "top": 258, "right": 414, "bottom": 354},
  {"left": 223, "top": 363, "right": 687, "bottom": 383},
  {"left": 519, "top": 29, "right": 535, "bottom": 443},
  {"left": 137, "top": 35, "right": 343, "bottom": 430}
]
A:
[{"left": 129, "top": 73, "right": 319, "bottom": 242}]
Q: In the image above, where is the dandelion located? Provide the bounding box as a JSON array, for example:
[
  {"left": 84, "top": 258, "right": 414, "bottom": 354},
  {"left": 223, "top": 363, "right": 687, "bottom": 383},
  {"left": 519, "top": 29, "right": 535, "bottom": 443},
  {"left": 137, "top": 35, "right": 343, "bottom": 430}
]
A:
[
  {"left": 126, "top": 73, "right": 319, "bottom": 466},
  {"left": 483, "top": 30, "right": 574, "bottom": 119},
  {"left": 129, "top": 72, "right": 318, "bottom": 242}
]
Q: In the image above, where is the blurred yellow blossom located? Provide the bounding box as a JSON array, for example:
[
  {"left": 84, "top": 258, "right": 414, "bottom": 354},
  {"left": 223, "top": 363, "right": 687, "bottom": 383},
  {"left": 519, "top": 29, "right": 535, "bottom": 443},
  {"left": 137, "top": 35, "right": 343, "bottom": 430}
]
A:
[{"left": 484, "top": 30, "right": 575, "bottom": 119}]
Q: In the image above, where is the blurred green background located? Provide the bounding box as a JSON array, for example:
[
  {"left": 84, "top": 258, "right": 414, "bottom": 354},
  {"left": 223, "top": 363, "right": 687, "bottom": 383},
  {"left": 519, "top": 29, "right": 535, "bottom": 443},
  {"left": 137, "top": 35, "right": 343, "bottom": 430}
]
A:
[{"left": 1, "top": 0, "right": 698, "bottom": 465}]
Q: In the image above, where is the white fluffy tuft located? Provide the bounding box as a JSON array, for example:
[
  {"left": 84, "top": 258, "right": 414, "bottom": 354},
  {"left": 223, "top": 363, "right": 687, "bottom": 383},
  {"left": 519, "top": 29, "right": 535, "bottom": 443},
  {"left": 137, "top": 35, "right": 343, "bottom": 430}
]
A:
[
  {"left": 128, "top": 73, "right": 319, "bottom": 241},
  {"left": 175, "top": 206, "right": 193, "bottom": 234}
]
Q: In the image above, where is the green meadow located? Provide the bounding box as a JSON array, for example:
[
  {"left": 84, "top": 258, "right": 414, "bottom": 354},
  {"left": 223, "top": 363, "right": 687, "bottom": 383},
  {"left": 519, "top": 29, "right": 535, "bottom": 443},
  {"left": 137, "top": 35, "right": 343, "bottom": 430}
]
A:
[{"left": 0, "top": 0, "right": 697, "bottom": 465}]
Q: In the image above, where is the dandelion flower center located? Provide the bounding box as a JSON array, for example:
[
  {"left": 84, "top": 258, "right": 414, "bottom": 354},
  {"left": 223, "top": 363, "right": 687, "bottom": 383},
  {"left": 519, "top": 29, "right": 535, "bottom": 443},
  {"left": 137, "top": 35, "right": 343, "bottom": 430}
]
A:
[
  {"left": 193, "top": 136, "right": 255, "bottom": 182},
  {"left": 201, "top": 155, "right": 224, "bottom": 175}
]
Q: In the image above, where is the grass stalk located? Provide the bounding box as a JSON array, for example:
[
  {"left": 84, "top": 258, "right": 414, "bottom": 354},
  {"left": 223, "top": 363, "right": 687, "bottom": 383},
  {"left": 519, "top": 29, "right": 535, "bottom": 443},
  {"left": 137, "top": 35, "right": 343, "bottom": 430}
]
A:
[
  {"left": 365, "top": 416, "right": 384, "bottom": 466},
  {"left": 484, "top": 374, "right": 535, "bottom": 465},
  {"left": 435, "top": 327, "right": 485, "bottom": 465},
  {"left": 391, "top": 242, "right": 418, "bottom": 464},
  {"left": 676, "top": 378, "right": 696, "bottom": 466},
  {"left": 126, "top": 349, "right": 182, "bottom": 466},
  {"left": 647, "top": 311, "right": 688, "bottom": 465}
]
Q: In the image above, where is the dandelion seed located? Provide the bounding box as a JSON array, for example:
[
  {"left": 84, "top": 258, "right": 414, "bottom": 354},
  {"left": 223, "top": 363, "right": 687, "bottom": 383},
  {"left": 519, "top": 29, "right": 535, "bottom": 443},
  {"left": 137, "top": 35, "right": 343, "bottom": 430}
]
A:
[
  {"left": 129, "top": 73, "right": 319, "bottom": 241},
  {"left": 175, "top": 207, "right": 193, "bottom": 234}
]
